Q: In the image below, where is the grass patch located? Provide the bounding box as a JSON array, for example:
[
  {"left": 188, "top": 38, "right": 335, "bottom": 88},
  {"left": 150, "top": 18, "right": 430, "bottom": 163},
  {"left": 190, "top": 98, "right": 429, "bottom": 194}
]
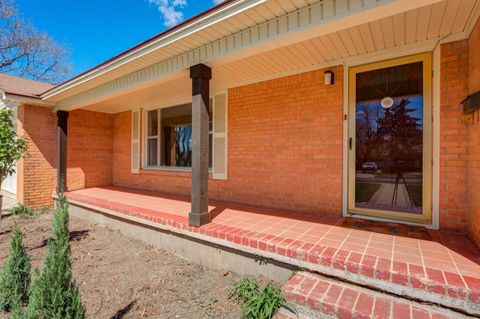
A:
[
  {"left": 230, "top": 278, "right": 290, "bottom": 319},
  {"left": 9, "top": 204, "right": 52, "bottom": 217},
  {"left": 355, "top": 183, "right": 381, "bottom": 202},
  {"left": 405, "top": 184, "right": 422, "bottom": 206}
]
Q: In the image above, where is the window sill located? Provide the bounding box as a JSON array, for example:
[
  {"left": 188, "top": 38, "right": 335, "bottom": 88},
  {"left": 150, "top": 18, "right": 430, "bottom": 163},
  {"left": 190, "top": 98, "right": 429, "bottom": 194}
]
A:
[{"left": 141, "top": 166, "right": 213, "bottom": 173}]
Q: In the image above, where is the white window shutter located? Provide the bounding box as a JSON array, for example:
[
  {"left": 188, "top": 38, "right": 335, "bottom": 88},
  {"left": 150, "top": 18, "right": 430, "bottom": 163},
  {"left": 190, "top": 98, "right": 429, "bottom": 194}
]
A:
[
  {"left": 212, "top": 93, "right": 228, "bottom": 180},
  {"left": 131, "top": 109, "right": 141, "bottom": 174}
]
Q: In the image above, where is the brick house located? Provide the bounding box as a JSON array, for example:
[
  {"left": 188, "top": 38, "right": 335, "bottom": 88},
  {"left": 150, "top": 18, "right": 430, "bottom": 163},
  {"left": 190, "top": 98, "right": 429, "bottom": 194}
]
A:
[
  {"left": 0, "top": 73, "right": 53, "bottom": 198},
  {"left": 2, "top": 0, "right": 480, "bottom": 316}
]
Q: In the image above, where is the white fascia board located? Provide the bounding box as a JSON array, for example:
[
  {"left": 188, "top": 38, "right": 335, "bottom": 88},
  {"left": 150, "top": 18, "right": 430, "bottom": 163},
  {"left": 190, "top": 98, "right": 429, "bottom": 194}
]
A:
[
  {"left": 57, "top": 0, "right": 444, "bottom": 110},
  {"left": 41, "top": 0, "right": 266, "bottom": 100},
  {"left": 465, "top": 0, "right": 480, "bottom": 38},
  {"left": 5, "top": 93, "right": 55, "bottom": 107}
]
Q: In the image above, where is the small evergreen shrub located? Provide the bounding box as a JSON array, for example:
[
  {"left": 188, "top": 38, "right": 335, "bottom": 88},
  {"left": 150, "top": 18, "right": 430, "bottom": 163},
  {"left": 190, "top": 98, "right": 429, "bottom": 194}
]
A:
[
  {"left": 26, "top": 195, "right": 85, "bottom": 319},
  {"left": 0, "top": 226, "right": 31, "bottom": 312},
  {"left": 230, "top": 277, "right": 288, "bottom": 319}
]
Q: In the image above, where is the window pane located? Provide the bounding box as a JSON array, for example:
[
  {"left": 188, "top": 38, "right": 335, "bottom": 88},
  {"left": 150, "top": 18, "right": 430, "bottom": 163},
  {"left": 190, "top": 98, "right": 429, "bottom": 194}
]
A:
[
  {"left": 148, "top": 110, "right": 158, "bottom": 136},
  {"left": 354, "top": 62, "right": 423, "bottom": 214},
  {"left": 162, "top": 104, "right": 191, "bottom": 167},
  {"left": 147, "top": 138, "right": 158, "bottom": 166},
  {"left": 174, "top": 126, "right": 192, "bottom": 167},
  {"left": 160, "top": 103, "right": 213, "bottom": 168}
]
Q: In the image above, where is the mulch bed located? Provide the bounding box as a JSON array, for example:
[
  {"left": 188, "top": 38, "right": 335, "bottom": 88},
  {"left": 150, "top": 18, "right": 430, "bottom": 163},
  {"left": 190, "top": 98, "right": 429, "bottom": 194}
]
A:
[{"left": 0, "top": 213, "right": 243, "bottom": 318}]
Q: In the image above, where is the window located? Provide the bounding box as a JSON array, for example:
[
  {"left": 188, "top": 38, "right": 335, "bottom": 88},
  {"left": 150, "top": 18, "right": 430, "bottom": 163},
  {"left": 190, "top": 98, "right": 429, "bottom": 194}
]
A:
[
  {"left": 146, "top": 110, "right": 159, "bottom": 166},
  {"left": 145, "top": 103, "right": 212, "bottom": 169}
]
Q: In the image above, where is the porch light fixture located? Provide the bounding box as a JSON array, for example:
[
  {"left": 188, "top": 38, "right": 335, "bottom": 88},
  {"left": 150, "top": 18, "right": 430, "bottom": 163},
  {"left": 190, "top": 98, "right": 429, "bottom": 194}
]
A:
[
  {"left": 381, "top": 97, "right": 394, "bottom": 109},
  {"left": 463, "top": 90, "right": 480, "bottom": 114},
  {"left": 324, "top": 70, "right": 334, "bottom": 86}
]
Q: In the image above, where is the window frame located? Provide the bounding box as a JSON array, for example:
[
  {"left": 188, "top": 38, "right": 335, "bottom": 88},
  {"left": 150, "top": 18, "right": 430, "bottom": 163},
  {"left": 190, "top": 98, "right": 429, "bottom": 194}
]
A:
[
  {"left": 347, "top": 52, "right": 432, "bottom": 224},
  {"left": 142, "top": 100, "right": 213, "bottom": 172},
  {"left": 145, "top": 109, "right": 160, "bottom": 167}
]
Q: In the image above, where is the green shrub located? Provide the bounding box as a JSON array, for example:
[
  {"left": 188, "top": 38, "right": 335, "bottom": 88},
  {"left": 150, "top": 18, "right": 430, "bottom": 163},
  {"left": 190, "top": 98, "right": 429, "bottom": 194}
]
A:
[
  {"left": 10, "top": 205, "right": 52, "bottom": 218},
  {"left": 26, "top": 195, "right": 85, "bottom": 319},
  {"left": 230, "top": 277, "right": 287, "bottom": 319},
  {"left": 10, "top": 205, "right": 34, "bottom": 217},
  {"left": 0, "top": 108, "right": 27, "bottom": 220},
  {"left": 0, "top": 226, "right": 31, "bottom": 312}
]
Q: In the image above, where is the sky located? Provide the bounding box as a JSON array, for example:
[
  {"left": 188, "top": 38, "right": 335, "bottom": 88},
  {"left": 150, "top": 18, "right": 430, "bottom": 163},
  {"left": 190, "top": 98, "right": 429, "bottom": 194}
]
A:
[{"left": 15, "top": 0, "right": 224, "bottom": 76}]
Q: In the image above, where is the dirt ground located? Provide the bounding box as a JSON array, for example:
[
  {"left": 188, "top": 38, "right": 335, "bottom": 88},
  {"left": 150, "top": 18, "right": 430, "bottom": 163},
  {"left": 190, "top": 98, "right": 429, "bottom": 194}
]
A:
[{"left": 0, "top": 213, "right": 243, "bottom": 319}]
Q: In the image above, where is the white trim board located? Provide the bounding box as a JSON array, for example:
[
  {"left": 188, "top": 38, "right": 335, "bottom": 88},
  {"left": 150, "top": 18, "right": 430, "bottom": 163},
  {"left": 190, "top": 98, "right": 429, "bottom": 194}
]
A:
[{"left": 42, "top": 0, "right": 267, "bottom": 100}]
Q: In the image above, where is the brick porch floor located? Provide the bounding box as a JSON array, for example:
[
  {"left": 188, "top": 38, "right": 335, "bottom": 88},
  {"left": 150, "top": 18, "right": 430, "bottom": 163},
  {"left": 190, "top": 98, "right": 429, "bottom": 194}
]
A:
[{"left": 66, "top": 186, "right": 480, "bottom": 314}]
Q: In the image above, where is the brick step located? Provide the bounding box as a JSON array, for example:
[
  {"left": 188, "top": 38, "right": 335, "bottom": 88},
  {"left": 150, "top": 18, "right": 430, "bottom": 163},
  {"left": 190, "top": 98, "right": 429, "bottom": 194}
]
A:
[
  {"left": 292, "top": 250, "right": 480, "bottom": 317},
  {"left": 281, "top": 271, "right": 472, "bottom": 319}
]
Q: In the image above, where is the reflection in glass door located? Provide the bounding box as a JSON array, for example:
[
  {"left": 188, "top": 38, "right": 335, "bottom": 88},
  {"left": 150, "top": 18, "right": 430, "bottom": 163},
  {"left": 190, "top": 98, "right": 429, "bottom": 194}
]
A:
[{"left": 348, "top": 54, "right": 432, "bottom": 223}]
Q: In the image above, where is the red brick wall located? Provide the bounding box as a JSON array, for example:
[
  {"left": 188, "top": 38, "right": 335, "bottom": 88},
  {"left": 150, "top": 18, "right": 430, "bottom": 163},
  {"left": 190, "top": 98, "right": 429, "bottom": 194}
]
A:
[
  {"left": 113, "top": 67, "right": 344, "bottom": 214},
  {"left": 467, "top": 17, "right": 480, "bottom": 247},
  {"left": 17, "top": 106, "right": 113, "bottom": 208},
  {"left": 439, "top": 40, "right": 470, "bottom": 232},
  {"left": 67, "top": 109, "right": 113, "bottom": 191},
  {"left": 17, "top": 104, "right": 57, "bottom": 209}
]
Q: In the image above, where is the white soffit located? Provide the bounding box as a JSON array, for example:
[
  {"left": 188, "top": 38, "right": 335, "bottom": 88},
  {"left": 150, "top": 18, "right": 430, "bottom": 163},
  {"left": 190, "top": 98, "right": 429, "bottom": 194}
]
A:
[
  {"left": 212, "top": 0, "right": 479, "bottom": 88},
  {"left": 56, "top": 0, "right": 472, "bottom": 110},
  {"left": 83, "top": 76, "right": 192, "bottom": 114}
]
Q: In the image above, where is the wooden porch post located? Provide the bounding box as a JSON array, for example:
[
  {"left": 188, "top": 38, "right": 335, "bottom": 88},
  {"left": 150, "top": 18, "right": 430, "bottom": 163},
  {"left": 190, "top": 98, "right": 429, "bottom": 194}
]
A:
[
  {"left": 189, "top": 63, "right": 212, "bottom": 226},
  {"left": 56, "top": 110, "right": 69, "bottom": 194}
]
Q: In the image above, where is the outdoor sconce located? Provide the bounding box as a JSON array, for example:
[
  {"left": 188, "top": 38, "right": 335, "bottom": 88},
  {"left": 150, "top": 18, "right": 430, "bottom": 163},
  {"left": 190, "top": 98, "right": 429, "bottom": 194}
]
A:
[
  {"left": 324, "top": 70, "right": 334, "bottom": 86},
  {"left": 463, "top": 90, "right": 480, "bottom": 114}
]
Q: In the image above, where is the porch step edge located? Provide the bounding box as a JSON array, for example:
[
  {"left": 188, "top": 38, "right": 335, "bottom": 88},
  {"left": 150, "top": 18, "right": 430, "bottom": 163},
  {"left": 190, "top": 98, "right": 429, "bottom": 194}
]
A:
[{"left": 283, "top": 271, "right": 473, "bottom": 319}]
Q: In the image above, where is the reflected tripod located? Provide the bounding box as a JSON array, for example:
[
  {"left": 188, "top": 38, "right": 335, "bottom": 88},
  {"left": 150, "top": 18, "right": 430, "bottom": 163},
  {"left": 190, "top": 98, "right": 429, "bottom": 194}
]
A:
[{"left": 391, "top": 170, "right": 415, "bottom": 207}]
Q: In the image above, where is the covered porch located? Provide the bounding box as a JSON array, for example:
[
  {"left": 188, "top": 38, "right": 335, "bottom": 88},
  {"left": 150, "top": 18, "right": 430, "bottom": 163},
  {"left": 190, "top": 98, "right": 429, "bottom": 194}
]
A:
[
  {"left": 45, "top": 0, "right": 480, "bottom": 236},
  {"left": 65, "top": 186, "right": 480, "bottom": 315}
]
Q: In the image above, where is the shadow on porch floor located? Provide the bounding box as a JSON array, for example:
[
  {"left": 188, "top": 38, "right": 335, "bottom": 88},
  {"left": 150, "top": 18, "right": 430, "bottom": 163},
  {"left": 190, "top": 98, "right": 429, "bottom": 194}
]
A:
[{"left": 65, "top": 186, "right": 480, "bottom": 311}]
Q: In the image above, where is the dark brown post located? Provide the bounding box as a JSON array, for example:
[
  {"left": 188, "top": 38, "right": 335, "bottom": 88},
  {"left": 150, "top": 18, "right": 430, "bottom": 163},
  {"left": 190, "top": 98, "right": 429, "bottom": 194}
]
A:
[
  {"left": 189, "top": 64, "right": 211, "bottom": 226},
  {"left": 56, "top": 110, "right": 68, "bottom": 194}
]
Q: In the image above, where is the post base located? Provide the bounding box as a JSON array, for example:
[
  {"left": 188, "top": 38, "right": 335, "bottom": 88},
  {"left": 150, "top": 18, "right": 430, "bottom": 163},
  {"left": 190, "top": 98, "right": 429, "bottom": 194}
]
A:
[{"left": 188, "top": 211, "right": 211, "bottom": 227}]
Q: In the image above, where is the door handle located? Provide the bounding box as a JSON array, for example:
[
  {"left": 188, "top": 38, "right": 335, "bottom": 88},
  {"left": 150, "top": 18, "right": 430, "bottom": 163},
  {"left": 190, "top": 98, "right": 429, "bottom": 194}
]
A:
[{"left": 349, "top": 137, "right": 352, "bottom": 150}]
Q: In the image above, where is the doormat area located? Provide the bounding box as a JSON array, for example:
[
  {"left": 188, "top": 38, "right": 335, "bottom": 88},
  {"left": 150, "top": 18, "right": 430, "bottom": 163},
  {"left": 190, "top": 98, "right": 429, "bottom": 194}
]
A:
[{"left": 341, "top": 217, "right": 431, "bottom": 240}]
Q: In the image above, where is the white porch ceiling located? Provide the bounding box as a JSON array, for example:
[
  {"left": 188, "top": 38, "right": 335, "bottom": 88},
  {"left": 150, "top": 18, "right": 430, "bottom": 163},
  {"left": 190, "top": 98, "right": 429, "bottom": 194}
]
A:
[
  {"left": 212, "top": 0, "right": 478, "bottom": 87},
  {"left": 71, "top": 0, "right": 479, "bottom": 113},
  {"left": 83, "top": 76, "right": 192, "bottom": 113}
]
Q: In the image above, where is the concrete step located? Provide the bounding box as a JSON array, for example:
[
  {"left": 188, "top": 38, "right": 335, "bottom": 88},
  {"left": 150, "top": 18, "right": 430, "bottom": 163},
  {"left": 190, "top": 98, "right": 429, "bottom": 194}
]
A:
[{"left": 281, "top": 272, "right": 473, "bottom": 319}]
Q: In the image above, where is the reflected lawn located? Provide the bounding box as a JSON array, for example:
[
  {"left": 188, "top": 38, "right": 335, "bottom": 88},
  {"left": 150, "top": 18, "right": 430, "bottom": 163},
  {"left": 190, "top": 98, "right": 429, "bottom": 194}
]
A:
[{"left": 356, "top": 182, "right": 381, "bottom": 202}]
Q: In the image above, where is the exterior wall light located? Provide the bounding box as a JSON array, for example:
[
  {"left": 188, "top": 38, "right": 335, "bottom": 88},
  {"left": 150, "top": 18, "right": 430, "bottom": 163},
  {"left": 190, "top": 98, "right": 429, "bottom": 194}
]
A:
[
  {"left": 324, "top": 70, "right": 334, "bottom": 86},
  {"left": 463, "top": 90, "right": 480, "bottom": 114}
]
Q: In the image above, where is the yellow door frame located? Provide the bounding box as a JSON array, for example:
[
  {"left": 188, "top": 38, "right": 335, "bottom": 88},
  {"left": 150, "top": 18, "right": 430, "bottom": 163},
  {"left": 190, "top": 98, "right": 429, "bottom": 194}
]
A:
[{"left": 347, "top": 52, "right": 433, "bottom": 224}]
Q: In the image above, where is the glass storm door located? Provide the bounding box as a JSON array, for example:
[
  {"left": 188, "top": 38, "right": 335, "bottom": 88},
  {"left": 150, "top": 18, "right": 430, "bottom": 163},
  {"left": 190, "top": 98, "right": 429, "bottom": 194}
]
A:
[{"left": 348, "top": 53, "right": 432, "bottom": 223}]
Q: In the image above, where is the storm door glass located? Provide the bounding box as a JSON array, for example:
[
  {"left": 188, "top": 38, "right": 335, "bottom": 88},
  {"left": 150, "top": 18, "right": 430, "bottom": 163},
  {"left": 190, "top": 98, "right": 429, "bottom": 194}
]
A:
[{"left": 354, "top": 61, "right": 424, "bottom": 215}]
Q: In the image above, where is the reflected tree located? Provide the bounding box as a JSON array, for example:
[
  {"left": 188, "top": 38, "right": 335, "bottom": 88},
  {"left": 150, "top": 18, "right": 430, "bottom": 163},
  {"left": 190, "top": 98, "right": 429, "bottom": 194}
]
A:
[
  {"left": 377, "top": 98, "right": 422, "bottom": 167},
  {"left": 356, "top": 98, "right": 422, "bottom": 172},
  {"left": 175, "top": 126, "right": 192, "bottom": 167}
]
